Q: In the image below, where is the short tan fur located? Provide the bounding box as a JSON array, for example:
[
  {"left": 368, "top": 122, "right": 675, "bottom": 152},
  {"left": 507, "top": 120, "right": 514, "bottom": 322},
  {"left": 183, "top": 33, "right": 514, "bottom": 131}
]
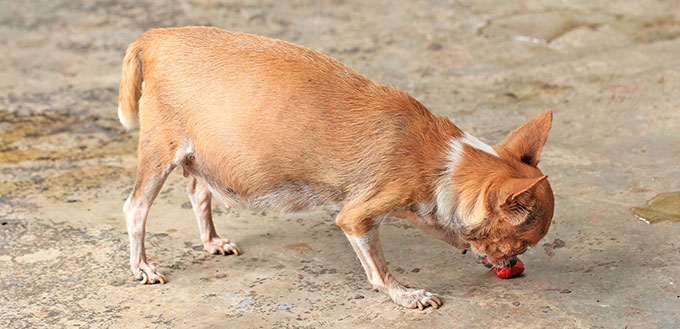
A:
[{"left": 118, "top": 26, "right": 554, "bottom": 310}]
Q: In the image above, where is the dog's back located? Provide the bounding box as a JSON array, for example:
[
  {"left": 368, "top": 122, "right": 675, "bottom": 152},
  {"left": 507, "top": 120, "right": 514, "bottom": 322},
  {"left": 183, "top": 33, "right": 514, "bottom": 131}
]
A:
[{"left": 118, "top": 26, "right": 457, "bottom": 211}]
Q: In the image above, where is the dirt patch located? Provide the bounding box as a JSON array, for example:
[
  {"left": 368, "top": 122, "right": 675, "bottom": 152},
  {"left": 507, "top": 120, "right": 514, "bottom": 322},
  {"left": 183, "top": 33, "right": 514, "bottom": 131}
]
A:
[
  {"left": 500, "top": 81, "right": 572, "bottom": 101},
  {"left": 284, "top": 242, "right": 313, "bottom": 254},
  {"left": 543, "top": 238, "right": 566, "bottom": 257},
  {"left": 0, "top": 165, "right": 135, "bottom": 200},
  {"left": 0, "top": 110, "right": 136, "bottom": 164}
]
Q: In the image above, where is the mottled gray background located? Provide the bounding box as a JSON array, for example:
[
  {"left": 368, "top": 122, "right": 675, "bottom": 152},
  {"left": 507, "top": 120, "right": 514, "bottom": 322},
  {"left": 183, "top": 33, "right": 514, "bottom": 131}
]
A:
[{"left": 1, "top": 0, "right": 679, "bottom": 328}]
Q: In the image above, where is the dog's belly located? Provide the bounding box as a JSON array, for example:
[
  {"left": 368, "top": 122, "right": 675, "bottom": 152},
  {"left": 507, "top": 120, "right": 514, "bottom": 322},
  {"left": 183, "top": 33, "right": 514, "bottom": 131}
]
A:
[
  {"left": 209, "top": 178, "right": 342, "bottom": 213},
  {"left": 184, "top": 155, "right": 345, "bottom": 213}
]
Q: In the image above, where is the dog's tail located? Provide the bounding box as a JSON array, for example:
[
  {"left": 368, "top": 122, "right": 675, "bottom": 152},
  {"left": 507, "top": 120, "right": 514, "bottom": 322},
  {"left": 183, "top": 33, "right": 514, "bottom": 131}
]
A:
[{"left": 117, "top": 39, "right": 144, "bottom": 130}]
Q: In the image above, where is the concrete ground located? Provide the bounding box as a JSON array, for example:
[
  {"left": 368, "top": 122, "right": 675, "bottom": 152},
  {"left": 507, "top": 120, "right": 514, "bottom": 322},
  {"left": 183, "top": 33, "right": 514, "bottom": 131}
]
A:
[{"left": 1, "top": 0, "right": 679, "bottom": 328}]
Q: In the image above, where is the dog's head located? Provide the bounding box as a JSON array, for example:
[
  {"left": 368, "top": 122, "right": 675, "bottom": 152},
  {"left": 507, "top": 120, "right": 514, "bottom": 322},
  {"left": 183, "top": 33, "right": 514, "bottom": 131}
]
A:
[{"left": 440, "top": 110, "right": 554, "bottom": 267}]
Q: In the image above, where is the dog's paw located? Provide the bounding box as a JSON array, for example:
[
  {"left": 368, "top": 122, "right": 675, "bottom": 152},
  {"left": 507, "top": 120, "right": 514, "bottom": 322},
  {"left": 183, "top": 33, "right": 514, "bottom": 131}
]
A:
[
  {"left": 203, "top": 237, "right": 241, "bottom": 256},
  {"left": 389, "top": 287, "right": 442, "bottom": 310},
  {"left": 131, "top": 262, "right": 166, "bottom": 284}
]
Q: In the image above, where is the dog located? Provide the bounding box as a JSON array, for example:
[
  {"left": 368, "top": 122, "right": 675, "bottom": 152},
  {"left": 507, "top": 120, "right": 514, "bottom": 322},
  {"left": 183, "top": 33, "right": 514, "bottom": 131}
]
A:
[{"left": 118, "top": 26, "right": 554, "bottom": 310}]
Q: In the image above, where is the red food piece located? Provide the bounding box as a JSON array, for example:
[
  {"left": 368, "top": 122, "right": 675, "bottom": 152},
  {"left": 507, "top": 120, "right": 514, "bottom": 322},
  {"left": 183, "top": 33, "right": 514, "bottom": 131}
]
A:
[{"left": 492, "top": 259, "right": 524, "bottom": 279}]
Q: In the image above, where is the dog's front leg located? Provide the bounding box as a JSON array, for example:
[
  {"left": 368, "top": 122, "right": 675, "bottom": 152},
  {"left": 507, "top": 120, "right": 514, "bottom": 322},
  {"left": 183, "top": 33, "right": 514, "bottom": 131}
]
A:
[
  {"left": 390, "top": 208, "right": 470, "bottom": 251},
  {"left": 337, "top": 202, "right": 441, "bottom": 310}
]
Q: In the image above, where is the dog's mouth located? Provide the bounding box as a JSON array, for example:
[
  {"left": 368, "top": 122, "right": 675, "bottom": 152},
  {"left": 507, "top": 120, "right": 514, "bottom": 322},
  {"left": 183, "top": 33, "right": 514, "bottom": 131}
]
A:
[
  {"left": 469, "top": 248, "right": 518, "bottom": 268},
  {"left": 481, "top": 256, "right": 518, "bottom": 268},
  {"left": 478, "top": 256, "right": 494, "bottom": 268},
  {"left": 468, "top": 248, "right": 494, "bottom": 268}
]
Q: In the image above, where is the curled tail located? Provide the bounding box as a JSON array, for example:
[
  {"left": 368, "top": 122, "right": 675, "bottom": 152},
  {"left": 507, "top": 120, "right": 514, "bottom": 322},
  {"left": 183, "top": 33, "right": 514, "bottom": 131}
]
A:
[{"left": 117, "top": 39, "right": 144, "bottom": 130}]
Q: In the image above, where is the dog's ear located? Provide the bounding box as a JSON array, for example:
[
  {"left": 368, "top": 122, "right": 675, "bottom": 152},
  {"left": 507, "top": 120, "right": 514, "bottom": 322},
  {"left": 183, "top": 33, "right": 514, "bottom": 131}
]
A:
[
  {"left": 497, "top": 176, "right": 548, "bottom": 222},
  {"left": 501, "top": 109, "right": 552, "bottom": 167}
]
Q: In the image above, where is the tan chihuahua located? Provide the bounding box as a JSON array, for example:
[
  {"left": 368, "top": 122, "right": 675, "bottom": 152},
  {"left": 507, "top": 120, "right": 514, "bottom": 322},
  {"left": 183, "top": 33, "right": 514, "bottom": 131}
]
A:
[{"left": 118, "top": 26, "right": 554, "bottom": 310}]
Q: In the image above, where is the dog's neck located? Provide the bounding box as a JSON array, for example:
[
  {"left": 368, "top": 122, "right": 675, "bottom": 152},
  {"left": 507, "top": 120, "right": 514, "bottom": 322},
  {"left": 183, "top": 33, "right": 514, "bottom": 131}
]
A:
[
  {"left": 427, "top": 125, "right": 499, "bottom": 233},
  {"left": 398, "top": 124, "right": 498, "bottom": 250}
]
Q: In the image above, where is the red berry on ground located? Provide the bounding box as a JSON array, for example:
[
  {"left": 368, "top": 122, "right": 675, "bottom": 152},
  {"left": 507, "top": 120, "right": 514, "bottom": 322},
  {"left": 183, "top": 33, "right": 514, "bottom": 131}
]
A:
[{"left": 492, "top": 259, "right": 524, "bottom": 279}]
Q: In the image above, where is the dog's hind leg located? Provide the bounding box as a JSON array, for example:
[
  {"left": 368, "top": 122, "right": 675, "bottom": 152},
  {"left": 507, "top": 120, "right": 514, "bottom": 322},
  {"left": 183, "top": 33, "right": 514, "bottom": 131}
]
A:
[
  {"left": 123, "top": 109, "right": 187, "bottom": 284},
  {"left": 123, "top": 142, "right": 177, "bottom": 284},
  {"left": 185, "top": 175, "right": 241, "bottom": 256}
]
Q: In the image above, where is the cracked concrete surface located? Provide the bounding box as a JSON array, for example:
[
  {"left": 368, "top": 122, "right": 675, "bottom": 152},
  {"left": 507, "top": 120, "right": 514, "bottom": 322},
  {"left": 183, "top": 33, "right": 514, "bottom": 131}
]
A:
[{"left": 1, "top": 0, "right": 679, "bottom": 328}]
